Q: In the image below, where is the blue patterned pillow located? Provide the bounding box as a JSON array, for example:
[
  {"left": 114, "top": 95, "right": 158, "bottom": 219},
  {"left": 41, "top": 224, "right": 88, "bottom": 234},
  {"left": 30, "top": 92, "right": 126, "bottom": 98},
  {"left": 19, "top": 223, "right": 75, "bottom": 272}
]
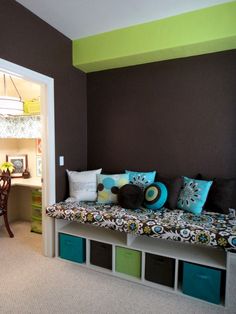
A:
[
  {"left": 144, "top": 182, "right": 168, "bottom": 211},
  {"left": 125, "top": 170, "right": 156, "bottom": 190},
  {"left": 97, "top": 174, "right": 129, "bottom": 204},
  {"left": 178, "top": 177, "right": 213, "bottom": 215}
]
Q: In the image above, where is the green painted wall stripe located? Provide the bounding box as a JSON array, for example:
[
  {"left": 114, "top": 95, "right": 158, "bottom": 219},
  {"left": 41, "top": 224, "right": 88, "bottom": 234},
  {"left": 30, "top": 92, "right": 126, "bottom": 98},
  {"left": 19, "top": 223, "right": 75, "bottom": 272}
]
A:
[{"left": 73, "top": 1, "right": 236, "bottom": 73}]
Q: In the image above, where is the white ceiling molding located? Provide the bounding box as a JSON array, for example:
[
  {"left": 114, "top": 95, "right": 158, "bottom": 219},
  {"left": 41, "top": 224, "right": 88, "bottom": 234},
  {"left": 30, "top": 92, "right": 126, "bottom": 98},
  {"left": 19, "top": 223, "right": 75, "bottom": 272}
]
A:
[{"left": 16, "top": 0, "right": 232, "bottom": 40}]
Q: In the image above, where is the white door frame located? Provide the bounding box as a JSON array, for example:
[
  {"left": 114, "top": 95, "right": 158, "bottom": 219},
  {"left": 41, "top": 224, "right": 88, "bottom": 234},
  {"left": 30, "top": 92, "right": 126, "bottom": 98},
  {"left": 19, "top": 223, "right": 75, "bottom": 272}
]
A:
[{"left": 0, "top": 58, "right": 55, "bottom": 257}]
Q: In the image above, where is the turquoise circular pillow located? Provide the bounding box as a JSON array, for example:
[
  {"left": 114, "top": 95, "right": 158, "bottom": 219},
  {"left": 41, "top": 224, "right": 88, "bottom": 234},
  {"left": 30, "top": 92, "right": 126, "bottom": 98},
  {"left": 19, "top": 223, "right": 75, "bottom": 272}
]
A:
[{"left": 144, "top": 182, "right": 168, "bottom": 210}]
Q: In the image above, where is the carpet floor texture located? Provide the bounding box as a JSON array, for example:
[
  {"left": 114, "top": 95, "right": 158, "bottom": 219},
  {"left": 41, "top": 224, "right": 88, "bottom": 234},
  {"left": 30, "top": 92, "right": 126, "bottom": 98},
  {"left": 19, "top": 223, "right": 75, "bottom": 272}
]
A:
[{"left": 0, "top": 222, "right": 232, "bottom": 314}]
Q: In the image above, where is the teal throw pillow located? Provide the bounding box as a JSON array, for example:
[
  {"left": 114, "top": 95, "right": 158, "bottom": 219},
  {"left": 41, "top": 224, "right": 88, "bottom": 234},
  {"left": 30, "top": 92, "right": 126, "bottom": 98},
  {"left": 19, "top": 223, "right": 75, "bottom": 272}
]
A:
[
  {"left": 97, "top": 174, "right": 129, "bottom": 204},
  {"left": 144, "top": 182, "right": 168, "bottom": 211},
  {"left": 125, "top": 170, "right": 156, "bottom": 190},
  {"left": 177, "top": 177, "right": 213, "bottom": 215}
]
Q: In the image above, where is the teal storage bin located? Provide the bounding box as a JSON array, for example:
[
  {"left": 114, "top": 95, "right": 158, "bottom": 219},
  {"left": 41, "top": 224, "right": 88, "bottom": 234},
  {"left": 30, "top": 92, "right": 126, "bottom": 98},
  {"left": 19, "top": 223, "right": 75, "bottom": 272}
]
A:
[
  {"left": 59, "top": 233, "right": 86, "bottom": 263},
  {"left": 182, "top": 262, "right": 222, "bottom": 304}
]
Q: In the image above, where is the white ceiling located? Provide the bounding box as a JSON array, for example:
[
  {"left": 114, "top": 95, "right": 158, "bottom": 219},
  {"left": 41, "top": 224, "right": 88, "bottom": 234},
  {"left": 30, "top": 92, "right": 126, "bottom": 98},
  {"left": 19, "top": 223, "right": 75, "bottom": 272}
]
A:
[{"left": 16, "top": 0, "right": 231, "bottom": 40}]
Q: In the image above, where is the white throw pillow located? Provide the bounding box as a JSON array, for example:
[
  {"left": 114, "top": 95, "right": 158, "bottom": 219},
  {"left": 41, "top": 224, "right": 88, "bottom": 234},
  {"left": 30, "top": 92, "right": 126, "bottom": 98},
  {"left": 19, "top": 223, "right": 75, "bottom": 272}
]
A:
[{"left": 66, "top": 168, "right": 102, "bottom": 201}]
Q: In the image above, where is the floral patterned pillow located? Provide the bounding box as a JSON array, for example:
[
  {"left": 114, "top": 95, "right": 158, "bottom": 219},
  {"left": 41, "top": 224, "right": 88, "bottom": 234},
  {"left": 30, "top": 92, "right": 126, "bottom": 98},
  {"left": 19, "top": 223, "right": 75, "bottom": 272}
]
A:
[
  {"left": 178, "top": 176, "right": 213, "bottom": 215},
  {"left": 125, "top": 170, "right": 156, "bottom": 190}
]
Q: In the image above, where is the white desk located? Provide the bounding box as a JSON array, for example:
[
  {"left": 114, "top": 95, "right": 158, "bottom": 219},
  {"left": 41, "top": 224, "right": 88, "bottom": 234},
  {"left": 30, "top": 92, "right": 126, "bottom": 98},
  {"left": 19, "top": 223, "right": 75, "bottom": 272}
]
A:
[
  {"left": 7, "top": 177, "right": 42, "bottom": 222},
  {"left": 11, "top": 177, "right": 42, "bottom": 188}
]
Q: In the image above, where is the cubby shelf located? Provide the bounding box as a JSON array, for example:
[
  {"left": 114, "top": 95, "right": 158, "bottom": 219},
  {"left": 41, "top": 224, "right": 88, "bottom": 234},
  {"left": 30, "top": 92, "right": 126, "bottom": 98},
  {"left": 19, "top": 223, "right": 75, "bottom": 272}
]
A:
[
  {"left": 55, "top": 219, "right": 236, "bottom": 309},
  {"left": 59, "top": 221, "right": 127, "bottom": 246},
  {"left": 131, "top": 236, "right": 226, "bottom": 270}
]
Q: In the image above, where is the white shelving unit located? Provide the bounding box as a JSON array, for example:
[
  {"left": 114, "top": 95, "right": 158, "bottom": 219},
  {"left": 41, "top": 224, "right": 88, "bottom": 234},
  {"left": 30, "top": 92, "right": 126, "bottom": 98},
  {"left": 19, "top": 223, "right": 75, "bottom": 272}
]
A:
[
  {"left": 131, "top": 236, "right": 226, "bottom": 270},
  {"left": 59, "top": 222, "right": 126, "bottom": 246},
  {"left": 55, "top": 219, "right": 235, "bottom": 308}
]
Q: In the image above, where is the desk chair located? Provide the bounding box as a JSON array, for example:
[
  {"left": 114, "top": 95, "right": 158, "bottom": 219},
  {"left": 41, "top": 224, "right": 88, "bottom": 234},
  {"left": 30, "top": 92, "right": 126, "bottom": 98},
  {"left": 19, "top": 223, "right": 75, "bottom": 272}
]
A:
[{"left": 0, "top": 175, "right": 14, "bottom": 237}]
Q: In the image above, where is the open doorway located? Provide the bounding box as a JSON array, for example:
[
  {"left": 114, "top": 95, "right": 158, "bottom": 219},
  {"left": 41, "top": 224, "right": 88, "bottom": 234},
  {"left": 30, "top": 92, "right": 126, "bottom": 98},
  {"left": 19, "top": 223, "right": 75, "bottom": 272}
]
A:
[{"left": 0, "top": 58, "right": 55, "bottom": 257}]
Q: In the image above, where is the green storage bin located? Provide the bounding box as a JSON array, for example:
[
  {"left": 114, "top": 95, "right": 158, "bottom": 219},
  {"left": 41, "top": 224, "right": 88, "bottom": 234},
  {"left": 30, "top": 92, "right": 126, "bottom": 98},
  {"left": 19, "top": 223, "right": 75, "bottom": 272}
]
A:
[
  {"left": 31, "top": 216, "right": 42, "bottom": 234},
  {"left": 31, "top": 189, "right": 42, "bottom": 234},
  {"left": 32, "top": 204, "right": 42, "bottom": 219},
  {"left": 59, "top": 233, "right": 86, "bottom": 263},
  {"left": 32, "top": 189, "right": 42, "bottom": 206},
  {"left": 116, "top": 246, "right": 141, "bottom": 278},
  {"left": 31, "top": 204, "right": 42, "bottom": 234},
  {"left": 182, "top": 262, "right": 222, "bottom": 304}
]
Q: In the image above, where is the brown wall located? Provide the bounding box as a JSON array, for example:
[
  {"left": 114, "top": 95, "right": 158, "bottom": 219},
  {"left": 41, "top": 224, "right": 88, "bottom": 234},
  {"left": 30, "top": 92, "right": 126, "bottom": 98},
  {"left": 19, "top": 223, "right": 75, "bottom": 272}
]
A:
[
  {"left": 87, "top": 50, "right": 236, "bottom": 178},
  {"left": 0, "top": 0, "right": 87, "bottom": 201},
  {"left": 2, "top": 1, "right": 236, "bottom": 200}
]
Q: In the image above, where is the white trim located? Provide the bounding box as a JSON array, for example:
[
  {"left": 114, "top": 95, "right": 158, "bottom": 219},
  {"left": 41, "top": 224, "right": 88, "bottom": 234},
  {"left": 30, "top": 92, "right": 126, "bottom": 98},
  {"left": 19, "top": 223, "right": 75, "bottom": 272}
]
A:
[{"left": 0, "top": 58, "right": 56, "bottom": 257}]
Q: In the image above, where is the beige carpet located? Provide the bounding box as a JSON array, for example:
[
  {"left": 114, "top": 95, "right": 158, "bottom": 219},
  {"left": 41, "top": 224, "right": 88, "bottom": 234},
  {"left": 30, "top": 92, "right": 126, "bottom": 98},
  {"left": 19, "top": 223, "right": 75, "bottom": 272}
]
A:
[{"left": 0, "top": 222, "right": 230, "bottom": 314}]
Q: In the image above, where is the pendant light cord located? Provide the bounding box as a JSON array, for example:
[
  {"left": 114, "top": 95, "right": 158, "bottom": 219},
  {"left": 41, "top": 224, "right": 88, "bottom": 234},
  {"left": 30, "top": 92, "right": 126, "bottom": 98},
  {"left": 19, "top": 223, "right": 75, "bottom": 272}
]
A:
[
  {"left": 9, "top": 75, "right": 22, "bottom": 101},
  {"left": 3, "top": 74, "right": 6, "bottom": 96},
  {"left": 2, "top": 73, "right": 22, "bottom": 101},
  {"left": 0, "top": 73, "right": 23, "bottom": 116}
]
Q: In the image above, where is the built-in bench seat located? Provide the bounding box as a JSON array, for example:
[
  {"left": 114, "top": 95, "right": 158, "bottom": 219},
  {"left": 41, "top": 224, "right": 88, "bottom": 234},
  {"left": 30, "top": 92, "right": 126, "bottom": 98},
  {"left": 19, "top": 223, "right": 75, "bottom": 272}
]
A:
[{"left": 46, "top": 200, "right": 236, "bottom": 250}]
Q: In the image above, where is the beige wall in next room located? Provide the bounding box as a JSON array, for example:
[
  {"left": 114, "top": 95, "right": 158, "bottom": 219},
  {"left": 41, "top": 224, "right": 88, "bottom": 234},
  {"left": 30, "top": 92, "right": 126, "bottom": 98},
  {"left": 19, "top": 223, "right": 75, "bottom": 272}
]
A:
[{"left": 0, "top": 138, "right": 38, "bottom": 177}]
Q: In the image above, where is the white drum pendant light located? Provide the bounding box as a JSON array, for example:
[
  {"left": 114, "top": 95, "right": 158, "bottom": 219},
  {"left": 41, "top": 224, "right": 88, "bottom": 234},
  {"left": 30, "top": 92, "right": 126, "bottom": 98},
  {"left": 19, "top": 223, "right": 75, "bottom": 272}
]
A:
[{"left": 0, "top": 74, "right": 23, "bottom": 115}]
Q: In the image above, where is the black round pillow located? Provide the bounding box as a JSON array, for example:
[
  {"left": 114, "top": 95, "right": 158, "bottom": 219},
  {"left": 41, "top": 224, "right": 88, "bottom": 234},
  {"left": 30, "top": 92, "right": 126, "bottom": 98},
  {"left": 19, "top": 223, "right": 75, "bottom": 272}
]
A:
[{"left": 118, "top": 184, "right": 144, "bottom": 209}]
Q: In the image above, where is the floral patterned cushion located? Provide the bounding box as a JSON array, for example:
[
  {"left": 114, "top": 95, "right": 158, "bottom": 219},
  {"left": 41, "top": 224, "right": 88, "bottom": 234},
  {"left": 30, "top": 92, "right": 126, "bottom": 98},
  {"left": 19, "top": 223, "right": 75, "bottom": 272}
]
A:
[{"left": 46, "top": 201, "right": 236, "bottom": 249}]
